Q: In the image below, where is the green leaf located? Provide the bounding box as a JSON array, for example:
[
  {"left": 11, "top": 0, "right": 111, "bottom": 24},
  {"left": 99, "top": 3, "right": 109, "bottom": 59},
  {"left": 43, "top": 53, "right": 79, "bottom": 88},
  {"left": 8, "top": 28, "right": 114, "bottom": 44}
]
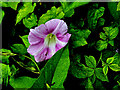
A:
[
  {"left": 16, "top": 2, "right": 36, "bottom": 24},
  {"left": 106, "top": 57, "right": 114, "bottom": 64},
  {"left": 38, "top": 6, "right": 64, "bottom": 25},
  {"left": 9, "top": 76, "right": 36, "bottom": 88},
  {"left": 108, "top": 40, "right": 114, "bottom": 46},
  {"left": 108, "top": 2, "right": 120, "bottom": 20},
  {"left": 31, "top": 46, "right": 70, "bottom": 88},
  {"left": 95, "top": 68, "right": 109, "bottom": 82},
  {"left": 112, "top": 53, "right": 120, "bottom": 65},
  {"left": 109, "top": 64, "right": 120, "bottom": 71},
  {"left": 96, "top": 40, "right": 108, "bottom": 51},
  {"left": 23, "top": 13, "right": 37, "bottom": 29},
  {"left": 10, "top": 44, "right": 27, "bottom": 55},
  {"left": 100, "top": 32, "right": 107, "bottom": 40},
  {"left": 87, "top": 7, "right": 105, "bottom": 29},
  {"left": 70, "top": 29, "right": 91, "bottom": 48},
  {"left": 98, "top": 18, "right": 105, "bottom": 27},
  {"left": 85, "top": 56, "right": 96, "bottom": 68},
  {"left": 117, "top": 2, "right": 120, "bottom": 11},
  {"left": 0, "top": 63, "right": 11, "bottom": 86},
  {"left": 64, "top": 9, "right": 74, "bottom": 17},
  {"left": 70, "top": 62, "right": 94, "bottom": 79},
  {"left": 103, "top": 65, "right": 108, "bottom": 75},
  {"left": 0, "top": 9, "right": 5, "bottom": 24},
  {"left": 85, "top": 78, "right": 94, "bottom": 89},
  {"left": 20, "top": 35, "right": 30, "bottom": 48}
]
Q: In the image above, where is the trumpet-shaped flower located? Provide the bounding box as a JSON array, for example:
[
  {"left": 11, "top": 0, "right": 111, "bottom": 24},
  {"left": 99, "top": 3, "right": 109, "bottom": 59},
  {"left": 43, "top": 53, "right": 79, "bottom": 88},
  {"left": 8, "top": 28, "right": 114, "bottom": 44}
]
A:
[{"left": 27, "top": 19, "right": 71, "bottom": 62}]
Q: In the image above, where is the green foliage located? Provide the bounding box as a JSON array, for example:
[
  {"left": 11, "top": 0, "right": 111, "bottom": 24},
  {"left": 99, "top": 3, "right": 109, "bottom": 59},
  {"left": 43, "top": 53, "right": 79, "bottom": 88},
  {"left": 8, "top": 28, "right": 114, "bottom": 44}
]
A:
[
  {"left": 103, "top": 65, "right": 108, "bottom": 75},
  {"left": 117, "top": 2, "right": 120, "bottom": 11},
  {"left": 0, "top": 1, "right": 20, "bottom": 10},
  {"left": 70, "top": 29, "right": 91, "bottom": 48},
  {"left": 31, "top": 46, "right": 70, "bottom": 88},
  {"left": 16, "top": 2, "right": 36, "bottom": 24},
  {"left": 85, "top": 78, "right": 94, "bottom": 89},
  {"left": 23, "top": 13, "right": 37, "bottom": 29},
  {"left": 98, "top": 18, "right": 105, "bottom": 27},
  {"left": 10, "top": 44, "right": 27, "bottom": 55},
  {"left": 20, "top": 35, "right": 30, "bottom": 48},
  {"left": 109, "top": 64, "right": 120, "bottom": 71},
  {"left": 70, "top": 62, "right": 94, "bottom": 79},
  {"left": 106, "top": 57, "right": 114, "bottom": 64},
  {"left": 0, "top": 63, "right": 11, "bottom": 86},
  {"left": 96, "top": 40, "right": 108, "bottom": 51},
  {"left": 87, "top": 7, "right": 105, "bottom": 30},
  {"left": 38, "top": 6, "right": 64, "bottom": 25},
  {"left": 0, "top": 9, "right": 5, "bottom": 24},
  {"left": 85, "top": 56, "right": 96, "bottom": 68},
  {"left": 9, "top": 76, "right": 36, "bottom": 88}
]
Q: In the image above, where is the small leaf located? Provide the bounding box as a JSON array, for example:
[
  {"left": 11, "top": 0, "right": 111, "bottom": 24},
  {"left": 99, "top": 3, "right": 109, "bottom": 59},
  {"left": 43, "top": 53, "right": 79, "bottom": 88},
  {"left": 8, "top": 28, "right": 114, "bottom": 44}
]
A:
[
  {"left": 64, "top": 9, "right": 74, "bottom": 17},
  {"left": 23, "top": 13, "right": 37, "bottom": 29},
  {"left": 103, "top": 65, "right": 108, "bottom": 75},
  {"left": 9, "top": 76, "right": 36, "bottom": 88},
  {"left": 85, "top": 78, "right": 94, "bottom": 89},
  {"left": 117, "top": 2, "right": 120, "bottom": 11},
  {"left": 95, "top": 68, "right": 109, "bottom": 82},
  {"left": 85, "top": 56, "right": 96, "bottom": 68},
  {"left": 16, "top": 2, "right": 36, "bottom": 24},
  {"left": 108, "top": 40, "right": 114, "bottom": 46},
  {"left": 96, "top": 40, "right": 108, "bottom": 51},
  {"left": 100, "top": 32, "right": 107, "bottom": 40},
  {"left": 106, "top": 57, "right": 114, "bottom": 64},
  {"left": 10, "top": 44, "right": 27, "bottom": 55},
  {"left": 20, "top": 35, "right": 30, "bottom": 48},
  {"left": 0, "top": 9, "right": 5, "bottom": 24},
  {"left": 109, "top": 64, "right": 120, "bottom": 71}
]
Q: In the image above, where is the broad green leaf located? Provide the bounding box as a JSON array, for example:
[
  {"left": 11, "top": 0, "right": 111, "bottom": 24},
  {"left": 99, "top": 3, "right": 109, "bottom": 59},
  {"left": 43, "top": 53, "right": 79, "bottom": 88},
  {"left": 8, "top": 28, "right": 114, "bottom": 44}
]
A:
[
  {"left": 108, "top": 40, "right": 114, "bottom": 46},
  {"left": 38, "top": 6, "right": 64, "bottom": 25},
  {"left": 117, "top": 2, "right": 120, "bottom": 11},
  {"left": 70, "top": 62, "right": 94, "bottom": 79},
  {"left": 0, "top": 9, "right": 5, "bottom": 24},
  {"left": 85, "top": 78, "right": 94, "bottom": 89},
  {"left": 108, "top": 2, "right": 120, "bottom": 20},
  {"left": 87, "top": 7, "right": 105, "bottom": 29},
  {"left": 112, "top": 53, "right": 120, "bottom": 65},
  {"left": 10, "top": 44, "right": 27, "bottom": 55},
  {"left": 64, "top": 9, "right": 74, "bottom": 17},
  {"left": 85, "top": 56, "right": 96, "bottom": 68},
  {"left": 20, "top": 35, "right": 30, "bottom": 48},
  {"left": 0, "top": 1, "right": 20, "bottom": 10},
  {"left": 16, "top": 2, "right": 36, "bottom": 24},
  {"left": 23, "top": 13, "right": 37, "bottom": 29},
  {"left": 95, "top": 68, "right": 109, "bottom": 82},
  {"left": 90, "top": 74, "right": 96, "bottom": 84},
  {"left": 70, "top": 29, "right": 91, "bottom": 48},
  {"left": 0, "top": 63, "right": 11, "bottom": 86},
  {"left": 31, "top": 46, "right": 70, "bottom": 88},
  {"left": 109, "top": 64, "right": 120, "bottom": 71},
  {"left": 106, "top": 57, "right": 114, "bottom": 64},
  {"left": 96, "top": 40, "right": 108, "bottom": 51},
  {"left": 9, "top": 76, "right": 36, "bottom": 88},
  {"left": 100, "top": 32, "right": 107, "bottom": 40},
  {"left": 103, "top": 65, "right": 108, "bottom": 75}
]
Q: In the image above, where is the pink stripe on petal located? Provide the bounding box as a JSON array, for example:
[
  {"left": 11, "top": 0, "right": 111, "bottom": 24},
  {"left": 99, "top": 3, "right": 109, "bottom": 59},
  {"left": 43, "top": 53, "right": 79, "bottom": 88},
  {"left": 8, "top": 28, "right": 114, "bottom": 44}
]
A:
[{"left": 55, "top": 43, "right": 63, "bottom": 52}]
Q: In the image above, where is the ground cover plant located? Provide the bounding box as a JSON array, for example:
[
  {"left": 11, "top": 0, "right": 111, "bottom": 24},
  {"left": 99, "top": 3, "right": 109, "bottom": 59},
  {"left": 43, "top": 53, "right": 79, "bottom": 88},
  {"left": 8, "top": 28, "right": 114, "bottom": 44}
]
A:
[{"left": 0, "top": 1, "right": 120, "bottom": 89}]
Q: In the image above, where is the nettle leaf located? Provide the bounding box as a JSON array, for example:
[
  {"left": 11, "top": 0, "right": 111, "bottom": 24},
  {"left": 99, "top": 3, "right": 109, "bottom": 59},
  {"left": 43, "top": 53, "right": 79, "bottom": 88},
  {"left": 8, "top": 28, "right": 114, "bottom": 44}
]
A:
[
  {"left": 85, "top": 56, "right": 96, "bottom": 68},
  {"left": 85, "top": 78, "right": 94, "bottom": 89},
  {"left": 108, "top": 2, "right": 120, "bottom": 20},
  {"left": 103, "top": 65, "right": 108, "bottom": 75},
  {"left": 117, "top": 2, "right": 120, "bottom": 11},
  {"left": 31, "top": 46, "right": 70, "bottom": 88},
  {"left": 100, "top": 32, "right": 107, "bottom": 40},
  {"left": 38, "top": 6, "right": 64, "bottom": 25},
  {"left": 16, "top": 2, "right": 36, "bottom": 24},
  {"left": 0, "top": 1, "right": 20, "bottom": 10},
  {"left": 103, "top": 27, "right": 119, "bottom": 40},
  {"left": 106, "top": 57, "right": 114, "bottom": 64},
  {"left": 9, "top": 76, "right": 36, "bottom": 88},
  {"left": 87, "top": 7, "right": 105, "bottom": 29},
  {"left": 70, "top": 62, "right": 94, "bottom": 79},
  {"left": 0, "top": 9, "right": 5, "bottom": 24},
  {"left": 95, "top": 68, "right": 109, "bottom": 82},
  {"left": 0, "top": 63, "right": 11, "bottom": 86},
  {"left": 60, "top": 1, "right": 90, "bottom": 17},
  {"left": 109, "top": 64, "right": 120, "bottom": 71},
  {"left": 23, "top": 13, "right": 37, "bottom": 29},
  {"left": 96, "top": 40, "right": 108, "bottom": 51},
  {"left": 70, "top": 29, "right": 91, "bottom": 48},
  {"left": 10, "top": 44, "right": 27, "bottom": 55}
]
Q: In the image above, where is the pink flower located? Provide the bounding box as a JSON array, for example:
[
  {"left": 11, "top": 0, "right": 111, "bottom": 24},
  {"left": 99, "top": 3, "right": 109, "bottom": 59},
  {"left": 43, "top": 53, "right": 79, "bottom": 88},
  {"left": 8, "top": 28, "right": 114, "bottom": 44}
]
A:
[{"left": 27, "top": 19, "right": 71, "bottom": 62}]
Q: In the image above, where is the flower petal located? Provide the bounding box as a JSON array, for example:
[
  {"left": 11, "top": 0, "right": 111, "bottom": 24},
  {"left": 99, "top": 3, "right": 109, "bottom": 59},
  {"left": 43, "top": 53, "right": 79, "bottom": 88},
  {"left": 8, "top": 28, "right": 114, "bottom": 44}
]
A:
[
  {"left": 28, "top": 32, "right": 44, "bottom": 45},
  {"left": 45, "top": 19, "right": 61, "bottom": 33},
  {"left": 30, "top": 24, "right": 48, "bottom": 38}
]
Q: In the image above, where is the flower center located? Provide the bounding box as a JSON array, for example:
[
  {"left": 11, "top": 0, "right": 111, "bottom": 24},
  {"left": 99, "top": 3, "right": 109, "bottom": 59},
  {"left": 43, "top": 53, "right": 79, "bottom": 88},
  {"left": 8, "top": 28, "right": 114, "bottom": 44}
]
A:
[{"left": 44, "top": 33, "right": 56, "bottom": 46}]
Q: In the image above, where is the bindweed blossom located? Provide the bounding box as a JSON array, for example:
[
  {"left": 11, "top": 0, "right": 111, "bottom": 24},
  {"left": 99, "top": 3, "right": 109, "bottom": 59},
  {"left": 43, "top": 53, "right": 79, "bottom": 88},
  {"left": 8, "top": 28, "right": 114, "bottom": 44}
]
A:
[{"left": 27, "top": 19, "right": 71, "bottom": 62}]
